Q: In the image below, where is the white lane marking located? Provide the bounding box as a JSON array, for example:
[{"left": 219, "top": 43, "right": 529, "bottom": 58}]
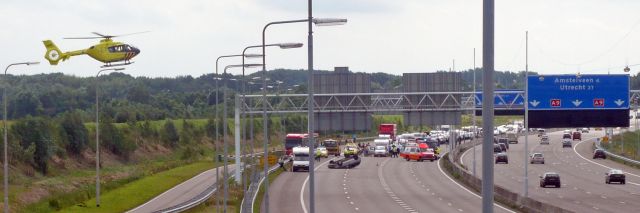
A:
[
  {"left": 437, "top": 151, "right": 516, "bottom": 213},
  {"left": 573, "top": 138, "right": 640, "bottom": 184},
  {"left": 378, "top": 158, "right": 418, "bottom": 213},
  {"left": 301, "top": 158, "right": 336, "bottom": 213},
  {"left": 460, "top": 145, "right": 472, "bottom": 166}
]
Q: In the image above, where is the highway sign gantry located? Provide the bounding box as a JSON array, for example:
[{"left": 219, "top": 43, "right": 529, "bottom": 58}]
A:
[
  {"left": 527, "top": 74, "right": 630, "bottom": 128},
  {"left": 528, "top": 74, "right": 629, "bottom": 110}
]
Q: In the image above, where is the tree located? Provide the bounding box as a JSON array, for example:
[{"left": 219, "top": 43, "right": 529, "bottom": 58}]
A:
[
  {"left": 61, "top": 112, "right": 89, "bottom": 155},
  {"left": 10, "top": 116, "right": 51, "bottom": 174},
  {"left": 99, "top": 115, "right": 134, "bottom": 159},
  {"left": 161, "top": 119, "right": 179, "bottom": 147}
]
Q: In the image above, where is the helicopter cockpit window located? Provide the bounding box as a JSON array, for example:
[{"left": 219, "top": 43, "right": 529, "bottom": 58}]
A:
[{"left": 108, "top": 45, "right": 126, "bottom": 53}]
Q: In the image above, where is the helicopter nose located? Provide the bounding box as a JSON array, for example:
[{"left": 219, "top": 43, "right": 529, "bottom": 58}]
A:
[{"left": 133, "top": 47, "right": 140, "bottom": 55}]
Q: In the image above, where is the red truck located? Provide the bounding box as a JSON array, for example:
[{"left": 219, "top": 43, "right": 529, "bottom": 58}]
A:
[
  {"left": 378, "top": 124, "right": 397, "bottom": 141},
  {"left": 284, "top": 133, "right": 317, "bottom": 155}
]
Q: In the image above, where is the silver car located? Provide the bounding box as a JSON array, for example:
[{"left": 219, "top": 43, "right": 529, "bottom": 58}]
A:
[{"left": 530, "top": 153, "right": 545, "bottom": 164}]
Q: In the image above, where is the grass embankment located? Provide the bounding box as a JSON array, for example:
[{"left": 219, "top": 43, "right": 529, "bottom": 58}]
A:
[
  {"left": 605, "top": 129, "right": 640, "bottom": 161},
  {"left": 57, "top": 161, "right": 218, "bottom": 213},
  {"left": 185, "top": 162, "right": 284, "bottom": 213}
]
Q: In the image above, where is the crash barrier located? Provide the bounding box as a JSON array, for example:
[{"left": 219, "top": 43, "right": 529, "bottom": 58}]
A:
[
  {"left": 149, "top": 171, "right": 232, "bottom": 213},
  {"left": 243, "top": 164, "right": 279, "bottom": 213},
  {"left": 444, "top": 141, "right": 574, "bottom": 213},
  {"left": 596, "top": 139, "right": 640, "bottom": 167}
]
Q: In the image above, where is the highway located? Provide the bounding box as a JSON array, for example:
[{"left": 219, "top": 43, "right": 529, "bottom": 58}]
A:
[
  {"left": 461, "top": 129, "right": 640, "bottom": 212},
  {"left": 128, "top": 165, "right": 234, "bottom": 213},
  {"left": 266, "top": 145, "right": 513, "bottom": 213}
]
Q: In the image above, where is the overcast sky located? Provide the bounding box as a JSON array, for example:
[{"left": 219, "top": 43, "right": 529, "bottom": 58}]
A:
[{"left": 1, "top": 0, "right": 639, "bottom": 78}]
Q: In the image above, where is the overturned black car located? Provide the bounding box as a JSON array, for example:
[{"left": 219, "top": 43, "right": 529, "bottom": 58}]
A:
[{"left": 328, "top": 155, "right": 361, "bottom": 169}]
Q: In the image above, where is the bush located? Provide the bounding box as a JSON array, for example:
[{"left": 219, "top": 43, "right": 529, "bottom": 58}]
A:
[
  {"left": 61, "top": 112, "right": 89, "bottom": 155},
  {"left": 161, "top": 119, "right": 179, "bottom": 147},
  {"left": 10, "top": 116, "right": 51, "bottom": 174}
]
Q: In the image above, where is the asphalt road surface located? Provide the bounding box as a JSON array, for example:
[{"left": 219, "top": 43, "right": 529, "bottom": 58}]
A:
[
  {"left": 461, "top": 129, "right": 640, "bottom": 213},
  {"left": 128, "top": 164, "right": 234, "bottom": 213},
  {"left": 266, "top": 146, "right": 513, "bottom": 213}
]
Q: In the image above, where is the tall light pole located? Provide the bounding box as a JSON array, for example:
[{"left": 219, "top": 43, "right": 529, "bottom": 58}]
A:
[
  {"left": 221, "top": 64, "right": 261, "bottom": 213},
  {"left": 623, "top": 65, "right": 632, "bottom": 157},
  {"left": 524, "top": 31, "right": 529, "bottom": 198},
  {"left": 472, "top": 48, "right": 477, "bottom": 177},
  {"left": 482, "top": 0, "right": 496, "bottom": 212},
  {"left": 215, "top": 54, "right": 243, "bottom": 213},
  {"left": 95, "top": 67, "right": 125, "bottom": 207},
  {"left": 260, "top": 14, "right": 346, "bottom": 213},
  {"left": 3, "top": 61, "right": 39, "bottom": 212},
  {"left": 240, "top": 43, "right": 301, "bottom": 192}
]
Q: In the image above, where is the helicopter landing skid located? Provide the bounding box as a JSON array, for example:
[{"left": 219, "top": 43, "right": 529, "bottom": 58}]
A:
[{"left": 101, "top": 61, "right": 134, "bottom": 68}]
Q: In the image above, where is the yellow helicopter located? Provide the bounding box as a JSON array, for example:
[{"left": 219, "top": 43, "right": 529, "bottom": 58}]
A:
[{"left": 43, "top": 32, "right": 146, "bottom": 67}]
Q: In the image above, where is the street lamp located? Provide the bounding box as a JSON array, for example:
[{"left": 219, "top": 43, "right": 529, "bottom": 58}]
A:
[
  {"left": 260, "top": 5, "right": 347, "bottom": 213},
  {"left": 240, "top": 43, "right": 302, "bottom": 192},
  {"left": 3, "top": 61, "right": 39, "bottom": 212},
  {"left": 95, "top": 67, "right": 125, "bottom": 207},
  {"left": 221, "top": 63, "right": 261, "bottom": 213}
]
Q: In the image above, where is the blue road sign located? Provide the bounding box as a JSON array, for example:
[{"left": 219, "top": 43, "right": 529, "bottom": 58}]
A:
[
  {"left": 527, "top": 74, "right": 629, "bottom": 110},
  {"left": 475, "top": 90, "right": 524, "bottom": 107}
]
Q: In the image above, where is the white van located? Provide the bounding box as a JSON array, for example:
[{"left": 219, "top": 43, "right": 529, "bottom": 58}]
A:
[{"left": 292, "top": 146, "right": 310, "bottom": 172}]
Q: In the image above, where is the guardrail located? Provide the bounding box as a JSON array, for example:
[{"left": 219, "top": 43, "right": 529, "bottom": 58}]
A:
[
  {"left": 241, "top": 165, "right": 279, "bottom": 213},
  {"left": 596, "top": 140, "right": 640, "bottom": 166},
  {"left": 151, "top": 172, "right": 233, "bottom": 213},
  {"left": 445, "top": 141, "right": 573, "bottom": 213}
]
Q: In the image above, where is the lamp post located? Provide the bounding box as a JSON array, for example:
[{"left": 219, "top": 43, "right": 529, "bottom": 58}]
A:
[
  {"left": 214, "top": 54, "right": 243, "bottom": 213},
  {"left": 472, "top": 48, "right": 477, "bottom": 177},
  {"left": 261, "top": 11, "right": 346, "bottom": 213},
  {"left": 3, "top": 61, "right": 39, "bottom": 212},
  {"left": 524, "top": 31, "right": 529, "bottom": 198},
  {"left": 95, "top": 67, "right": 125, "bottom": 207},
  {"left": 240, "top": 43, "right": 302, "bottom": 193},
  {"left": 482, "top": 0, "right": 496, "bottom": 212},
  {"left": 221, "top": 64, "right": 261, "bottom": 213}
]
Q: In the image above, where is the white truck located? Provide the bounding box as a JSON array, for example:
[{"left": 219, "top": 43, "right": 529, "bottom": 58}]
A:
[
  {"left": 373, "top": 138, "right": 390, "bottom": 157},
  {"left": 292, "top": 146, "right": 310, "bottom": 172}
]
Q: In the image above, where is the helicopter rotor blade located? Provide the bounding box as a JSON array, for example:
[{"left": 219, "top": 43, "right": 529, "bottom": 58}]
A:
[
  {"left": 112, "top": 31, "right": 151, "bottom": 37},
  {"left": 92, "top": 32, "right": 111, "bottom": 38},
  {"left": 63, "top": 36, "right": 105, "bottom": 39}
]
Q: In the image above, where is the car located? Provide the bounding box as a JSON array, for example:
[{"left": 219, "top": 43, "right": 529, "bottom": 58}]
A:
[
  {"left": 540, "top": 172, "right": 561, "bottom": 188},
  {"left": 493, "top": 144, "right": 503, "bottom": 153},
  {"left": 537, "top": 128, "right": 546, "bottom": 137},
  {"left": 572, "top": 131, "right": 582, "bottom": 141},
  {"left": 593, "top": 149, "right": 606, "bottom": 159},
  {"left": 316, "top": 146, "right": 328, "bottom": 158},
  {"left": 497, "top": 138, "right": 509, "bottom": 149},
  {"left": 374, "top": 145, "right": 388, "bottom": 157},
  {"left": 401, "top": 143, "right": 437, "bottom": 162},
  {"left": 605, "top": 169, "right": 626, "bottom": 184},
  {"left": 530, "top": 153, "right": 545, "bottom": 164},
  {"left": 562, "top": 133, "right": 572, "bottom": 139},
  {"left": 498, "top": 143, "right": 508, "bottom": 152},
  {"left": 540, "top": 135, "right": 550, "bottom": 144},
  {"left": 562, "top": 139, "right": 572, "bottom": 148},
  {"left": 506, "top": 132, "right": 518, "bottom": 144},
  {"left": 495, "top": 152, "right": 508, "bottom": 164},
  {"left": 581, "top": 128, "right": 589, "bottom": 133}
]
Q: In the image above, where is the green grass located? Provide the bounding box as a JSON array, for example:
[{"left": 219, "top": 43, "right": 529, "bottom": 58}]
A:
[
  {"left": 58, "top": 161, "right": 218, "bottom": 213},
  {"left": 605, "top": 129, "right": 640, "bottom": 161}
]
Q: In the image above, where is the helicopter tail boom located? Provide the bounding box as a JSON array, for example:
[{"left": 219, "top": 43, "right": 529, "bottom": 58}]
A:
[{"left": 43, "top": 40, "right": 85, "bottom": 65}]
